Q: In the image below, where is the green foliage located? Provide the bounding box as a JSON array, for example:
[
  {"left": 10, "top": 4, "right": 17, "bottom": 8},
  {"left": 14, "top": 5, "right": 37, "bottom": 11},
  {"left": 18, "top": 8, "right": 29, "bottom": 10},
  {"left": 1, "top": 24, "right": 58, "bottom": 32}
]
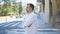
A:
[
  {"left": 1, "top": 3, "right": 15, "bottom": 16},
  {"left": 1, "top": 8, "right": 7, "bottom": 16},
  {"left": 8, "top": 6, "right": 15, "bottom": 15},
  {"left": 19, "top": 2, "right": 22, "bottom": 14},
  {"left": 0, "top": 1, "right": 23, "bottom": 16},
  {"left": 1, "top": 4, "right": 14, "bottom": 16}
]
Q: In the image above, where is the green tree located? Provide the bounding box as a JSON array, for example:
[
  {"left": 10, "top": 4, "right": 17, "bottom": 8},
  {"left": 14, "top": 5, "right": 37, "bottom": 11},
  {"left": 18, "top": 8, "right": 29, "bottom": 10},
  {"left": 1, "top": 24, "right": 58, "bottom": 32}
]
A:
[
  {"left": 7, "top": 6, "right": 15, "bottom": 15},
  {"left": 19, "top": 2, "right": 22, "bottom": 14},
  {"left": 1, "top": 0, "right": 15, "bottom": 16},
  {"left": 1, "top": 4, "right": 7, "bottom": 16}
]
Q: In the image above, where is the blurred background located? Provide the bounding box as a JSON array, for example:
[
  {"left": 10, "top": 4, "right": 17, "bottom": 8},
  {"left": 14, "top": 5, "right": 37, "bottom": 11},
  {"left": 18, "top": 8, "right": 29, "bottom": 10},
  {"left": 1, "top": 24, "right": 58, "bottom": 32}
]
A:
[{"left": 0, "top": 0, "right": 60, "bottom": 34}]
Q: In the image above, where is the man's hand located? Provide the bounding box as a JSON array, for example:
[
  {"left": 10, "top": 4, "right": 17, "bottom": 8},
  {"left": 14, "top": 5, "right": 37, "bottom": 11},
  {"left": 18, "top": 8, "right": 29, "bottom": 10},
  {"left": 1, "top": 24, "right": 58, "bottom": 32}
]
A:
[
  {"left": 24, "top": 24, "right": 32, "bottom": 28},
  {"left": 28, "top": 24, "right": 32, "bottom": 27}
]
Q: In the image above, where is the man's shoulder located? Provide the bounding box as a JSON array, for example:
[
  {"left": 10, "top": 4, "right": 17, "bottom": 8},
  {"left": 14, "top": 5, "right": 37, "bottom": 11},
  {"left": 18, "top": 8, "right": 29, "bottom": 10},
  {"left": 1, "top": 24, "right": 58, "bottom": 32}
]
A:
[
  {"left": 30, "top": 12, "right": 37, "bottom": 17},
  {"left": 32, "top": 12, "right": 37, "bottom": 16}
]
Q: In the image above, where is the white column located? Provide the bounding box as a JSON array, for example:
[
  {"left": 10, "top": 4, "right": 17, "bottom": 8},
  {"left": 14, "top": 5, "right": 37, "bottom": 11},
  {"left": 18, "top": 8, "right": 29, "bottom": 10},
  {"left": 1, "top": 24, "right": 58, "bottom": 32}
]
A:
[
  {"left": 51, "top": 0, "right": 57, "bottom": 27},
  {"left": 44, "top": 0, "right": 50, "bottom": 23},
  {"left": 41, "top": 4, "right": 43, "bottom": 12}
]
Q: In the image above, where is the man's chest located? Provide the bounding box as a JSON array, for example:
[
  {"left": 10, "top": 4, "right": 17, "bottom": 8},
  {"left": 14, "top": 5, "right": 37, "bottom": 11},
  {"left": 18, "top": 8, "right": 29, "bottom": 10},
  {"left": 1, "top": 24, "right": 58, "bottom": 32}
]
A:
[{"left": 24, "top": 14, "right": 31, "bottom": 19}]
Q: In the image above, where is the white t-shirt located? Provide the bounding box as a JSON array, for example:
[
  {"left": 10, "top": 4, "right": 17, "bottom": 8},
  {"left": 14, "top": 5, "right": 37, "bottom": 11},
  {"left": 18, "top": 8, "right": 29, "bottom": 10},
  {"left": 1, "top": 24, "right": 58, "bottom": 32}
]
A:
[{"left": 23, "top": 12, "right": 37, "bottom": 34}]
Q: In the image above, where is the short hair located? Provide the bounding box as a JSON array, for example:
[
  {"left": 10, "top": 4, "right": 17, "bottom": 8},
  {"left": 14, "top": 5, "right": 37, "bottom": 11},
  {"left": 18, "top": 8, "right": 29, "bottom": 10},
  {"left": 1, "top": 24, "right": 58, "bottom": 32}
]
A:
[{"left": 27, "top": 3, "right": 34, "bottom": 11}]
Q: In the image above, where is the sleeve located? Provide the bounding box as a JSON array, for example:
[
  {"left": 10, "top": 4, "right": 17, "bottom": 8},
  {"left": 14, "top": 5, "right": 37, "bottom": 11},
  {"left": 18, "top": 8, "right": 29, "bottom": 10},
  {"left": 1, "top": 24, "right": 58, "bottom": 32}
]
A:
[{"left": 24, "top": 15, "right": 36, "bottom": 27}]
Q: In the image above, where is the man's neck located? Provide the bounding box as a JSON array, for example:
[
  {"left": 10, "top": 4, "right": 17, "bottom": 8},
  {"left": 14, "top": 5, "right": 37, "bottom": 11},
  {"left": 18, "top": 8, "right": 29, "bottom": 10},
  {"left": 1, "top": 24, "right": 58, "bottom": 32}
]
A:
[
  {"left": 28, "top": 10, "right": 34, "bottom": 13},
  {"left": 27, "top": 11, "right": 33, "bottom": 14}
]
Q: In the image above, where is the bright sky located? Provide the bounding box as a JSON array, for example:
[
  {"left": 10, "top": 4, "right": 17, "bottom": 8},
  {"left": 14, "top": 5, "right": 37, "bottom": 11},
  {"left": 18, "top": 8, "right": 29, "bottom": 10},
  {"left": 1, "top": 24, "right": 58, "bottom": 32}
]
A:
[
  {"left": 0, "top": 0, "right": 37, "bottom": 6},
  {"left": 22, "top": 0, "right": 37, "bottom": 6},
  {"left": 16, "top": 0, "right": 21, "bottom": 2}
]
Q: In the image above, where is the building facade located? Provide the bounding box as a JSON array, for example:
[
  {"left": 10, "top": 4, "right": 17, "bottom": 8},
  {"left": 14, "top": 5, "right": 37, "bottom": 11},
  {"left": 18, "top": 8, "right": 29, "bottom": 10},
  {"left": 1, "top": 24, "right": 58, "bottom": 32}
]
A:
[{"left": 37, "top": 0, "right": 60, "bottom": 28}]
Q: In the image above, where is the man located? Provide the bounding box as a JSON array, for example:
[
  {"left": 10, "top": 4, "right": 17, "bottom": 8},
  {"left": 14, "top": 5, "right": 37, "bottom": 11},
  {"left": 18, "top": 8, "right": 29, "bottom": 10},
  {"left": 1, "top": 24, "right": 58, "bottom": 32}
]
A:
[{"left": 23, "top": 3, "right": 37, "bottom": 34}]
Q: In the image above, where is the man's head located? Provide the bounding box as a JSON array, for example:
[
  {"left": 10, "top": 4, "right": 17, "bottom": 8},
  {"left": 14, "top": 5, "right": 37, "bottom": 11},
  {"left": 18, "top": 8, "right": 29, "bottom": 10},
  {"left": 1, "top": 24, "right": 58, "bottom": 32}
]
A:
[{"left": 26, "top": 3, "right": 34, "bottom": 13}]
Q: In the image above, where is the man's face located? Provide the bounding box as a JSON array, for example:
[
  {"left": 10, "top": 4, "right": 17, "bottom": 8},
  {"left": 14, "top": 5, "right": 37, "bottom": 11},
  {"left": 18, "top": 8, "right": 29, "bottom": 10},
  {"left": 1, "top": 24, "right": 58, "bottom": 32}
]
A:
[{"left": 26, "top": 5, "right": 32, "bottom": 13}]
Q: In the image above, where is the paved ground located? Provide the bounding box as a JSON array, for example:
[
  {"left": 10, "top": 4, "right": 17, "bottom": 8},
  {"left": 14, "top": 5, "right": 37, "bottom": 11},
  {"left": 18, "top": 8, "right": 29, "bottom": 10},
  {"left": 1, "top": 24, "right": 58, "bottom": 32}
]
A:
[
  {"left": 0, "top": 21, "right": 60, "bottom": 34},
  {"left": 0, "top": 13, "right": 60, "bottom": 34}
]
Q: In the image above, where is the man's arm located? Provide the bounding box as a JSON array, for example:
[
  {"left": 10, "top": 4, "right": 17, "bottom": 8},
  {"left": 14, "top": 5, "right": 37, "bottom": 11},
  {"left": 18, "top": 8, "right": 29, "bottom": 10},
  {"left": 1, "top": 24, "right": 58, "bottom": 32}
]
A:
[{"left": 24, "top": 15, "right": 36, "bottom": 28}]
